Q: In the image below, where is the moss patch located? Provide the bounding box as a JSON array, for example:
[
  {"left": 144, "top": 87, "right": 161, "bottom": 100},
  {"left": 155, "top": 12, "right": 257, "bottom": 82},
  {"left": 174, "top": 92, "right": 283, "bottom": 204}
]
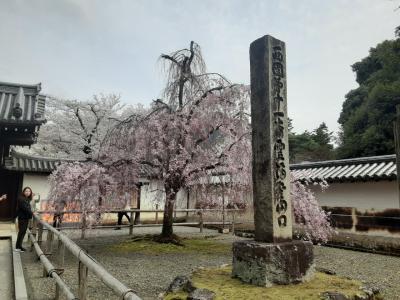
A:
[
  {"left": 164, "top": 291, "right": 188, "bottom": 300},
  {"left": 109, "top": 235, "right": 231, "bottom": 255},
  {"left": 165, "top": 266, "right": 381, "bottom": 300}
]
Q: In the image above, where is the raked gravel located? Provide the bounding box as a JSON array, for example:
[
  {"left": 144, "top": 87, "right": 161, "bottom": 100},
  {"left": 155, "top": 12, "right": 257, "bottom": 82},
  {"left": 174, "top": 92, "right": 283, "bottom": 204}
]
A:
[{"left": 20, "top": 227, "right": 400, "bottom": 300}]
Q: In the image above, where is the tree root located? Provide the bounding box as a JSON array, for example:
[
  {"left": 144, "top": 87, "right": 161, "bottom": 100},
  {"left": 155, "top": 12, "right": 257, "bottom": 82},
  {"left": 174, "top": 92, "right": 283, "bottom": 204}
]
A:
[{"left": 153, "top": 234, "right": 183, "bottom": 246}]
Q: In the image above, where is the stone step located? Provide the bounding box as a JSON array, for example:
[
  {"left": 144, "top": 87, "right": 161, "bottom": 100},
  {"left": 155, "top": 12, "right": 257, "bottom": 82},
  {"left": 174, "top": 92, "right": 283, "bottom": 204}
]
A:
[
  {"left": 0, "top": 238, "right": 13, "bottom": 299},
  {"left": 0, "top": 222, "right": 28, "bottom": 300}
]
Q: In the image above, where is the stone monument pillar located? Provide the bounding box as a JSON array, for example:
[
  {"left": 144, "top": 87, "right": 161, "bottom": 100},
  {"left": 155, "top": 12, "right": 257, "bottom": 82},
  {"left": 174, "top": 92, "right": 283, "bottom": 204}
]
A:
[{"left": 232, "top": 35, "right": 314, "bottom": 286}]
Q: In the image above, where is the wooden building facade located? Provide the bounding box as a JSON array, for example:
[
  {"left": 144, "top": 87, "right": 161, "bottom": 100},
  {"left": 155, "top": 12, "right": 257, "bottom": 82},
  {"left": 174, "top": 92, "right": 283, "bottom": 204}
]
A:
[{"left": 0, "top": 81, "right": 46, "bottom": 220}]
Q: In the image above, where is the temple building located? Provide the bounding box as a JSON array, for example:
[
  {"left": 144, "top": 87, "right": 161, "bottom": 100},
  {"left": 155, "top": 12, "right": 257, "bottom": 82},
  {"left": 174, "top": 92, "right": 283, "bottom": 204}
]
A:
[
  {"left": 0, "top": 80, "right": 398, "bottom": 225},
  {"left": 291, "top": 155, "right": 398, "bottom": 210},
  {"left": 0, "top": 81, "right": 47, "bottom": 220}
]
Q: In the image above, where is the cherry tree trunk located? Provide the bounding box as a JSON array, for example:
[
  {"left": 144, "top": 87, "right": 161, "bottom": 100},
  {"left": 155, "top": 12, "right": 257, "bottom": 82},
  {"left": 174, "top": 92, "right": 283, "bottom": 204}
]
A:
[{"left": 161, "top": 190, "right": 176, "bottom": 239}]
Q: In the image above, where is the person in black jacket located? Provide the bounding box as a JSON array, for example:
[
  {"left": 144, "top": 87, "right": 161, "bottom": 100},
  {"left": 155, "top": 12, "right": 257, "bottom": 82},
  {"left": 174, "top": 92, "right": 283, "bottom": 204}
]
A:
[{"left": 15, "top": 187, "right": 34, "bottom": 252}]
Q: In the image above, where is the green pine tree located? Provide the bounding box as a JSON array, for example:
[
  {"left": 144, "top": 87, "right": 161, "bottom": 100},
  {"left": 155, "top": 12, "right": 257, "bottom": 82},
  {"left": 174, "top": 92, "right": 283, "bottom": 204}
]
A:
[{"left": 337, "top": 29, "right": 400, "bottom": 158}]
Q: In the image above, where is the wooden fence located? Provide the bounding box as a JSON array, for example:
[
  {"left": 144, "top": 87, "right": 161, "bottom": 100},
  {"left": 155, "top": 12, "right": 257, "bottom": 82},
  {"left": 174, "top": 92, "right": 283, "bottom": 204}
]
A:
[
  {"left": 27, "top": 208, "right": 243, "bottom": 299},
  {"left": 36, "top": 207, "right": 244, "bottom": 238},
  {"left": 29, "top": 214, "right": 142, "bottom": 300}
]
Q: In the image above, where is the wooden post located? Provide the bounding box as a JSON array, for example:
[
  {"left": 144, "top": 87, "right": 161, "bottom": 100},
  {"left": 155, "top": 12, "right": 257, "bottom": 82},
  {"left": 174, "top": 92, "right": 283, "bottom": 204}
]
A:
[
  {"left": 32, "top": 217, "right": 37, "bottom": 235},
  {"left": 394, "top": 104, "right": 400, "bottom": 208},
  {"left": 134, "top": 184, "right": 141, "bottom": 224},
  {"left": 59, "top": 243, "right": 65, "bottom": 268},
  {"left": 129, "top": 211, "right": 134, "bottom": 235},
  {"left": 42, "top": 263, "right": 48, "bottom": 277},
  {"left": 78, "top": 261, "right": 88, "bottom": 300},
  {"left": 155, "top": 204, "right": 159, "bottom": 224},
  {"left": 186, "top": 189, "right": 190, "bottom": 218},
  {"left": 46, "top": 230, "right": 54, "bottom": 254},
  {"left": 55, "top": 284, "right": 60, "bottom": 300},
  {"left": 57, "top": 229, "right": 62, "bottom": 249},
  {"left": 174, "top": 202, "right": 177, "bottom": 219},
  {"left": 37, "top": 223, "right": 43, "bottom": 246},
  {"left": 28, "top": 218, "right": 32, "bottom": 234},
  {"left": 30, "top": 235, "right": 34, "bottom": 252},
  {"left": 199, "top": 211, "right": 203, "bottom": 233},
  {"left": 31, "top": 218, "right": 37, "bottom": 252},
  {"left": 351, "top": 207, "right": 357, "bottom": 233},
  {"left": 231, "top": 211, "right": 236, "bottom": 235},
  {"left": 30, "top": 218, "right": 36, "bottom": 251},
  {"left": 222, "top": 187, "right": 225, "bottom": 229},
  {"left": 42, "top": 230, "right": 54, "bottom": 277},
  {"left": 81, "top": 213, "right": 86, "bottom": 239}
]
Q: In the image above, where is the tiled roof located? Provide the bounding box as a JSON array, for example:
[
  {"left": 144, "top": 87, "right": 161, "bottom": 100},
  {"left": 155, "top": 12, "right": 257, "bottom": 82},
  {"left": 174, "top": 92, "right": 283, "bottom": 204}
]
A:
[
  {"left": 4, "top": 151, "right": 157, "bottom": 178},
  {"left": 4, "top": 151, "right": 64, "bottom": 173},
  {"left": 290, "top": 155, "right": 397, "bottom": 182},
  {"left": 5, "top": 150, "right": 397, "bottom": 183},
  {"left": 0, "top": 81, "right": 46, "bottom": 124}
]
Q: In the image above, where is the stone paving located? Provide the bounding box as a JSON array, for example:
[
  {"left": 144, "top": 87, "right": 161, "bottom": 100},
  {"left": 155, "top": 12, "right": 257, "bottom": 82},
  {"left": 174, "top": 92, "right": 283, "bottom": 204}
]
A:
[
  {"left": 0, "top": 221, "right": 15, "bottom": 237},
  {"left": 0, "top": 237, "right": 13, "bottom": 299},
  {"left": 0, "top": 223, "right": 15, "bottom": 300},
  {"left": 0, "top": 222, "right": 28, "bottom": 300}
]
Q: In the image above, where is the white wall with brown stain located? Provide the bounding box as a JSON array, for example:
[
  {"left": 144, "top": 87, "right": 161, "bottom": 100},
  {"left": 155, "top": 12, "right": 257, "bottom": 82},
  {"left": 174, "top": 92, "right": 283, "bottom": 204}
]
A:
[
  {"left": 22, "top": 173, "right": 49, "bottom": 211},
  {"left": 309, "top": 180, "right": 398, "bottom": 210}
]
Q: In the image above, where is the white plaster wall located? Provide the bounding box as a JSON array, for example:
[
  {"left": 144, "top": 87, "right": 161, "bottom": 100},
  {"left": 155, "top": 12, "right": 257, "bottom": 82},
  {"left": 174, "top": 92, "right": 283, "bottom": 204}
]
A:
[
  {"left": 22, "top": 173, "right": 50, "bottom": 211},
  {"left": 140, "top": 180, "right": 165, "bottom": 210},
  {"left": 310, "top": 180, "right": 398, "bottom": 210},
  {"left": 139, "top": 180, "right": 189, "bottom": 220},
  {"left": 20, "top": 175, "right": 189, "bottom": 217},
  {"left": 21, "top": 174, "right": 399, "bottom": 213},
  {"left": 140, "top": 180, "right": 189, "bottom": 210},
  {"left": 185, "top": 181, "right": 398, "bottom": 221},
  {"left": 175, "top": 189, "right": 189, "bottom": 210}
]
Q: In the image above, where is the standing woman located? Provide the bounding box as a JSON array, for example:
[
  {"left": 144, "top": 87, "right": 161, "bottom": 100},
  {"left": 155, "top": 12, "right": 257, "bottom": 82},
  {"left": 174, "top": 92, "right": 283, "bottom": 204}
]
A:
[{"left": 15, "top": 187, "right": 33, "bottom": 252}]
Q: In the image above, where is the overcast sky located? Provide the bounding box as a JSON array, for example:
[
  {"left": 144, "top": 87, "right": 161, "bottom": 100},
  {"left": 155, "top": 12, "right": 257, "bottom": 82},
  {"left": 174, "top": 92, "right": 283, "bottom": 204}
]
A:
[{"left": 0, "top": 0, "right": 399, "bottom": 134}]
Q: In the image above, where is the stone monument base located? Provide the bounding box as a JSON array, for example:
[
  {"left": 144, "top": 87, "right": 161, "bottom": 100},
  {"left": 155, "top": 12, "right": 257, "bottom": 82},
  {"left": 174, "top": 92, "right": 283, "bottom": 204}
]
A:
[{"left": 232, "top": 240, "right": 314, "bottom": 287}]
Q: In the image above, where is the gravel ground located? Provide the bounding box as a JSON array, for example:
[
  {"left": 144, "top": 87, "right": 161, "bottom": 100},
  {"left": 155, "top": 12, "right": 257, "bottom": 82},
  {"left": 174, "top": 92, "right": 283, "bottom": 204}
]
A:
[
  {"left": 21, "top": 227, "right": 400, "bottom": 300},
  {"left": 314, "top": 246, "right": 400, "bottom": 299}
]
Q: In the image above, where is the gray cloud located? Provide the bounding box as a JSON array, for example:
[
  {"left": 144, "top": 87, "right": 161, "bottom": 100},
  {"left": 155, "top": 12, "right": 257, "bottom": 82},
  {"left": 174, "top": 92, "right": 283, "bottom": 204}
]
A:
[{"left": 0, "top": 0, "right": 398, "bottom": 133}]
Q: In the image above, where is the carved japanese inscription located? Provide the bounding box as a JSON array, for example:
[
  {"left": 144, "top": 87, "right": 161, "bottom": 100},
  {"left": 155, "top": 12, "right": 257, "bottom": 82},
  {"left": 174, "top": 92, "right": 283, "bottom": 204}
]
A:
[
  {"left": 250, "top": 35, "right": 292, "bottom": 243},
  {"left": 272, "top": 46, "right": 288, "bottom": 228}
]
